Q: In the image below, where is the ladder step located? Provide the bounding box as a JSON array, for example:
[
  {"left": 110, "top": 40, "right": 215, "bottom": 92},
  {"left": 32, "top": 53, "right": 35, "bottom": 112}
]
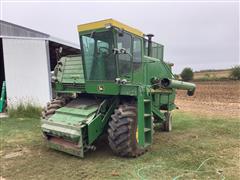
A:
[
  {"left": 144, "top": 128, "right": 151, "bottom": 132},
  {"left": 144, "top": 114, "right": 151, "bottom": 118}
]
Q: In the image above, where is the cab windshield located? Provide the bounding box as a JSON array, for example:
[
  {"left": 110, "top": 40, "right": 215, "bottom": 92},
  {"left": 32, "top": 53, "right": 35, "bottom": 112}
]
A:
[{"left": 81, "top": 30, "right": 116, "bottom": 81}]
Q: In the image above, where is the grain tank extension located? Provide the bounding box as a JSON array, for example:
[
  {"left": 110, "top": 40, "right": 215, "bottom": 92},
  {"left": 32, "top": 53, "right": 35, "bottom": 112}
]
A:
[{"left": 41, "top": 19, "right": 196, "bottom": 158}]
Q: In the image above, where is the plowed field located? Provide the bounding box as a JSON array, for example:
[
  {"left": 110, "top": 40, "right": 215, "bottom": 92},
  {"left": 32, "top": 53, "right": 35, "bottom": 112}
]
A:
[{"left": 176, "top": 81, "right": 240, "bottom": 118}]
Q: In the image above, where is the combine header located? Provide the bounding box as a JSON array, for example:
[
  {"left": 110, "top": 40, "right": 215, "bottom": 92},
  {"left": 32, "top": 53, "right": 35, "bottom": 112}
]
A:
[{"left": 41, "top": 19, "right": 196, "bottom": 157}]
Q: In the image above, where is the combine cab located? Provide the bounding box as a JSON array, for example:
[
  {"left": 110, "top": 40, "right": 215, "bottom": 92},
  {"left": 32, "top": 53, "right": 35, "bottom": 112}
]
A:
[{"left": 41, "top": 19, "right": 196, "bottom": 158}]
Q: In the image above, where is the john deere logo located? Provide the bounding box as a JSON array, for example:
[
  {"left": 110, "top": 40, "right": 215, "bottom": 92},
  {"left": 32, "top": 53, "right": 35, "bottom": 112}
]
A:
[{"left": 97, "top": 85, "right": 104, "bottom": 91}]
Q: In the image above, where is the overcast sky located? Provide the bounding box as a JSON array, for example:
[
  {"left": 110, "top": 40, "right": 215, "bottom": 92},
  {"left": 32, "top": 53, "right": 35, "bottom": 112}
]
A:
[{"left": 1, "top": 1, "right": 239, "bottom": 73}]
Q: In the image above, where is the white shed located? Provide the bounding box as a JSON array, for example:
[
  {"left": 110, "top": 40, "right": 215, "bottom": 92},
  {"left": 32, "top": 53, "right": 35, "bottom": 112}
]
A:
[{"left": 0, "top": 20, "right": 80, "bottom": 107}]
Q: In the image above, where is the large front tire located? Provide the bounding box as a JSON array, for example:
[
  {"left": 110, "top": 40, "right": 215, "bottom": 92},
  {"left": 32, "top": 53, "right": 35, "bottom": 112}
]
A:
[{"left": 108, "top": 103, "right": 147, "bottom": 157}]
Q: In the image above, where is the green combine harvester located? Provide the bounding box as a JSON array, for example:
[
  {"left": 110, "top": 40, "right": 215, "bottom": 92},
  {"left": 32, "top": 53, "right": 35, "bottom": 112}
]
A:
[{"left": 41, "top": 19, "right": 196, "bottom": 158}]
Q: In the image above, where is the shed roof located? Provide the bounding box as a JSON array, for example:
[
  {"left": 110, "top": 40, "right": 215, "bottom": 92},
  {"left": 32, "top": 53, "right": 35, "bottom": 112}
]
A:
[
  {"left": 0, "top": 20, "right": 49, "bottom": 38},
  {"left": 0, "top": 20, "right": 79, "bottom": 49}
]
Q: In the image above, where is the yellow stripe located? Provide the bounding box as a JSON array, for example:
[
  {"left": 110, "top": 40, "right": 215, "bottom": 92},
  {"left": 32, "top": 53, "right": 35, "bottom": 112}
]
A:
[{"left": 77, "top": 19, "right": 144, "bottom": 37}]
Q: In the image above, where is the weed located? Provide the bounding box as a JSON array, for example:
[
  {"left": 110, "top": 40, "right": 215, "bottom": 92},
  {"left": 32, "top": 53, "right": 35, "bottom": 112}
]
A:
[{"left": 8, "top": 102, "right": 41, "bottom": 118}]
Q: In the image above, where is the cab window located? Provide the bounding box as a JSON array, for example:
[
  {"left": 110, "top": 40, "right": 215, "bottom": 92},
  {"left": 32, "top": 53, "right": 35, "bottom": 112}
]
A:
[{"left": 133, "top": 37, "right": 142, "bottom": 70}]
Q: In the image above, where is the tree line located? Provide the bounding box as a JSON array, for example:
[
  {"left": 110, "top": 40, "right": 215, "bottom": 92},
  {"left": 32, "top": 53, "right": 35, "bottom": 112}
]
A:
[{"left": 176, "top": 65, "right": 240, "bottom": 81}]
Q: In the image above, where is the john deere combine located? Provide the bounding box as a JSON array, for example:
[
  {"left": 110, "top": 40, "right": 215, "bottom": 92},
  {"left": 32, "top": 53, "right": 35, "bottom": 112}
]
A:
[{"left": 41, "top": 19, "right": 196, "bottom": 157}]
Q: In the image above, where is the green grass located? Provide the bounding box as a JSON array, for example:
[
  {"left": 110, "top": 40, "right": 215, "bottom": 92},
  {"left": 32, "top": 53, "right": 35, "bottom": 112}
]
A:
[
  {"left": 0, "top": 112, "right": 239, "bottom": 180},
  {"left": 8, "top": 103, "right": 42, "bottom": 118}
]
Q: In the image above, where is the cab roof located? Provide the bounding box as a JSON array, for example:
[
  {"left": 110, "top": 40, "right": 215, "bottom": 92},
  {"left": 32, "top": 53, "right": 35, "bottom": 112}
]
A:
[{"left": 77, "top": 19, "right": 144, "bottom": 37}]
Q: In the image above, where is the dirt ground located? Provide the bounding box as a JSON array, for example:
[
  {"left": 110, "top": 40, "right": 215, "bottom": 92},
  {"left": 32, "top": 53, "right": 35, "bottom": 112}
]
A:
[{"left": 175, "top": 81, "right": 240, "bottom": 118}]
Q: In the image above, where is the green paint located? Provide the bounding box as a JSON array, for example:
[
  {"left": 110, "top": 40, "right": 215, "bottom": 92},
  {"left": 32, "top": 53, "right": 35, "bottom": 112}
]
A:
[
  {"left": 152, "top": 105, "right": 165, "bottom": 122},
  {"left": 53, "top": 55, "right": 85, "bottom": 93},
  {"left": 137, "top": 92, "right": 145, "bottom": 146},
  {"left": 87, "top": 98, "right": 117, "bottom": 144},
  {"left": 41, "top": 119, "right": 84, "bottom": 157},
  {"left": 41, "top": 100, "right": 98, "bottom": 157},
  {"left": 0, "top": 81, "right": 6, "bottom": 113},
  {"left": 85, "top": 81, "right": 120, "bottom": 95},
  {"left": 41, "top": 97, "right": 118, "bottom": 157}
]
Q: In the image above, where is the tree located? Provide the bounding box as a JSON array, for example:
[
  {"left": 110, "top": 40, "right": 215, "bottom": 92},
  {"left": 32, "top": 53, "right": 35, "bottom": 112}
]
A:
[
  {"left": 180, "top": 68, "right": 194, "bottom": 81},
  {"left": 230, "top": 65, "right": 240, "bottom": 80}
]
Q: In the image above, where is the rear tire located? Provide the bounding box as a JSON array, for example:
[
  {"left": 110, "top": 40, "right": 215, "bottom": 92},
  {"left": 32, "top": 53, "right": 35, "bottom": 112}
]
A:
[
  {"left": 108, "top": 103, "right": 147, "bottom": 157},
  {"left": 42, "top": 97, "right": 69, "bottom": 119},
  {"left": 162, "top": 112, "right": 172, "bottom": 132}
]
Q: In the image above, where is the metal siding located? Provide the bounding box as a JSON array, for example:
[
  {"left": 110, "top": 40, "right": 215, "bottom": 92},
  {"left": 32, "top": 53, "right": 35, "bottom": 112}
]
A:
[
  {"left": 2, "top": 38, "right": 51, "bottom": 107},
  {"left": 45, "top": 40, "right": 53, "bottom": 99}
]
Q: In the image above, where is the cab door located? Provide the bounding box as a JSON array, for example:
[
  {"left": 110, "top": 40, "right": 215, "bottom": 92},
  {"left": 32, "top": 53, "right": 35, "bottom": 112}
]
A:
[
  {"left": 117, "top": 32, "right": 132, "bottom": 81},
  {"left": 132, "top": 36, "right": 143, "bottom": 83}
]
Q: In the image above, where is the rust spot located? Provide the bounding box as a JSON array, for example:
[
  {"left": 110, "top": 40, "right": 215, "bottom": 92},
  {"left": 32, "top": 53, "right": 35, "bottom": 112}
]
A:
[{"left": 49, "top": 137, "right": 78, "bottom": 149}]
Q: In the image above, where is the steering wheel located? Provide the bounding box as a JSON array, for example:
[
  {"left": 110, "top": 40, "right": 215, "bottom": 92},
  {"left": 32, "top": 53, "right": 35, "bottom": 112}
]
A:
[
  {"left": 98, "top": 46, "right": 113, "bottom": 58},
  {"left": 98, "top": 47, "right": 109, "bottom": 54}
]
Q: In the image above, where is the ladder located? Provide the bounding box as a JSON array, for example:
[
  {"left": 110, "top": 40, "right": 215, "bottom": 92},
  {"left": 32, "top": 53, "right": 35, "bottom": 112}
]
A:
[
  {"left": 143, "top": 97, "right": 152, "bottom": 146},
  {"left": 137, "top": 95, "right": 153, "bottom": 147}
]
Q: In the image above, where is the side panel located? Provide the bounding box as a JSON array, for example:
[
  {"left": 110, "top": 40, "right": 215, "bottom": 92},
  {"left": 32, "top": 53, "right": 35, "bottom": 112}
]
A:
[
  {"left": 85, "top": 81, "right": 120, "bottom": 95},
  {"left": 2, "top": 38, "right": 51, "bottom": 106},
  {"left": 87, "top": 98, "right": 118, "bottom": 144},
  {"left": 56, "top": 56, "right": 85, "bottom": 84},
  {"left": 54, "top": 55, "right": 85, "bottom": 93},
  {"left": 144, "top": 56, "right": 173, "bottom": 85}
]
